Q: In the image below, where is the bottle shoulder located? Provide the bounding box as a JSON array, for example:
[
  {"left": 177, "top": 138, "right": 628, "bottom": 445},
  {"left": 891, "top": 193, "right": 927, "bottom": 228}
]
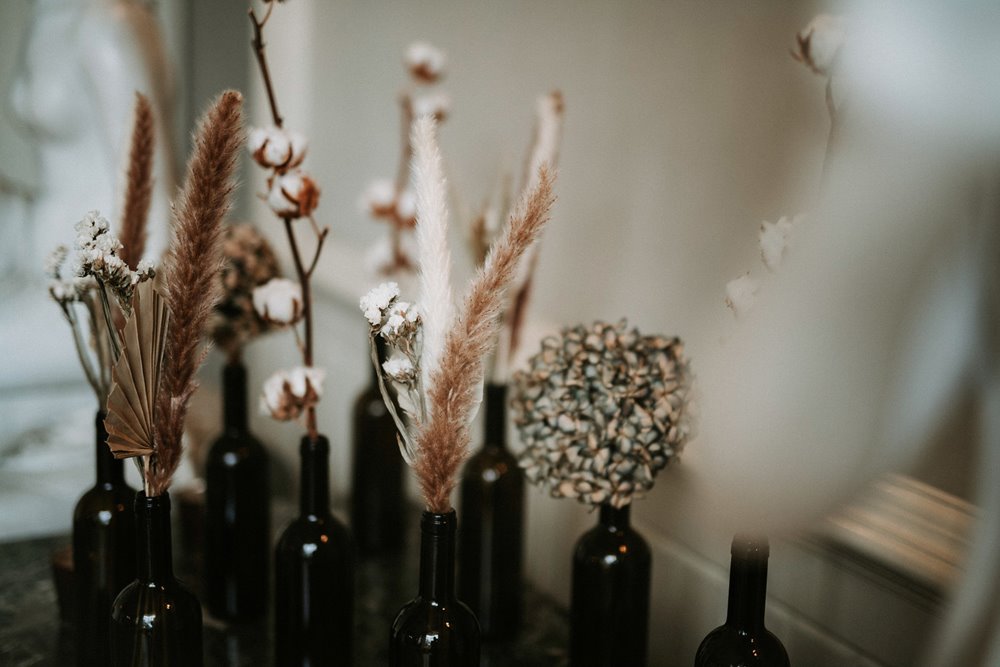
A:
[
  {"left": 695, "top": 625, "right": 790, "bottom": 666},
  {"left": 277, "top": 514, "right": 353, "bottom": 551},
  {"left": 392, "top": 596, "right": 480, "bottom": 634},
  {"left": 573, "top": 520, "right": 651, "bottom": 563},
  {"left": 73, "top": 485, "right": 136, "bottom": 517},
  {"left": 463, "top": 444, "right": 521, "bottom": 476},
  {"left": 206, "top": 432, "right": 268, "bottom": 464}
]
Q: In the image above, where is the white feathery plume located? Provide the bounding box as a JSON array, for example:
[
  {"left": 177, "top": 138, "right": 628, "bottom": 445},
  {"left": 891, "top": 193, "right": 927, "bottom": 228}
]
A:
[
  {"left": 525, "top": 91, "right": 564, "bottom": 195},
  {"left": 411, "top": 116, "right": 454, "bottom": 402}
]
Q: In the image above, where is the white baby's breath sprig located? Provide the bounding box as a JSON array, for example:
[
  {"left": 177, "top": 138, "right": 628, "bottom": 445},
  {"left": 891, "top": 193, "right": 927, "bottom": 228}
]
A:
[{"left": 360, "top": 281, "right": 401, "bottom": 327}]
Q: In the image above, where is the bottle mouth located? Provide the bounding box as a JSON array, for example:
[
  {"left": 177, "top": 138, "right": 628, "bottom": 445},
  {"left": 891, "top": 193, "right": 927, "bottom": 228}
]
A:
[
  {"left": 731, "top": 533, "right": 769, "bottom": 559},
  {"left": 420, "top": 509, "right": 457, "bottom": 534},
  {"left": 135, "top": 491, "right": 171, "bottom": 512}
]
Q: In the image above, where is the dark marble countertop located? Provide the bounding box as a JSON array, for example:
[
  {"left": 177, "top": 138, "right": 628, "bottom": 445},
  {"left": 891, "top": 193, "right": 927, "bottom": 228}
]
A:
[{"left": 0, "top": 508, "right": 569, "bottom": 667}]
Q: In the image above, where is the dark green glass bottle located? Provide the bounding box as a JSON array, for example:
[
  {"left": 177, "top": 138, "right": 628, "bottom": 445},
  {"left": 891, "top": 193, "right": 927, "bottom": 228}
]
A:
[
  {"left": 694, "top": 535, "right": 790, "bottom": 667},
  {"left": 390, "top": 510, "right": 481, "bottom": 665},
  {"left": 570, "top": 503, "right": 651, "bottom": 667},
  {"left": 274, "top": 435, "right": 356, "bottom": 666},
  {"left": 73, "top": 411, "right": 137, "bottom": 666},
  {"left": 458, "top": 382, "right": 524, "bottom": 639},
  {"left": 110, "top": 492, "right": 203, "bottom": 666},
  {"left": 204, "top": 361, "right": 271, "bottom": 621}
]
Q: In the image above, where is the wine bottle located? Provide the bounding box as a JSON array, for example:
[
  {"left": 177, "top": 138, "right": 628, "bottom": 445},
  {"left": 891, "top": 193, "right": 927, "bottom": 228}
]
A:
[
  {"left": 204, "top": 361, "right": 271, "bottom": 621},
  {"left": 274, "top": 435, "right": 356, "bottom": 666},
  {"left": 570, "top": 503, "right": 651, "bottom": 667},
  {"left": 350, "top": 337, "right": 404, "bottom": 554},
  {"left": 110, "top": 492, "right": 203, "bottom": 666},
  {"left": 694, "top": 535, "right": 790, "bottom": 667},
  {"left": 390, "top": 510, "right": 481, "bottom": 666},
  {"left": 458, "top": 382, "right": 524, "bottom": 639},
  {"left": 73, "top": 411, "right": 137, "bottom": 666}
]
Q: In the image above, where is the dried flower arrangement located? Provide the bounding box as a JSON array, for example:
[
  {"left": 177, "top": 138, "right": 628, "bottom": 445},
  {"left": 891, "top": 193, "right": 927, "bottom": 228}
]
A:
[
  {"left": 103, "top": 91, "right": 244, "bottom": 496},
  {"left": 211, "top": 223, "right": 282, "bottom": 362},
  {"left": 45, "top": 93, "right": 158, "bottom": 404},
  {"left": 248, "top": 2, "right": 331, "bottom": 442},
  {"left": 467, "top": 91, "right": 564, "bottom": 381},
  {"left": 360, "top": 41, "right": 450, "bottom": 277},
  {"left": 725, "top": 15, "right": 845, "bottom": 318},
  {"left": 361, "top": 117, "right": 556, "bottom": 512},
  {"left": 511, "top": 320, "right": 695, "bottom": 509}
]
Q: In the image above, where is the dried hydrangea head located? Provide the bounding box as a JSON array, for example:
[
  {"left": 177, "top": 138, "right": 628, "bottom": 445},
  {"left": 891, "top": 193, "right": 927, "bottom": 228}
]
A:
[
  {"left": 211, "top": 223, "right": 282, "bottom": 357},
  {"left": 267, "top": 170, "right": 321, "bottom": 219},
  {"left": 405, "top": 41, "right": 446, "bottom": 84},
  {"left": 260, "top": 366, "right": 325, "bottom": 421},
  {"left": 511, "top": 320, "right": 695, "bottom": 508}
]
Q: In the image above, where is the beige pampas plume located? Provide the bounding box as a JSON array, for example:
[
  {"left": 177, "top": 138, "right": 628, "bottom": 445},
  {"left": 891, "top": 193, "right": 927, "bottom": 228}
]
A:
[
  {"left": 415, "top": 168, "right": 556, "bottom": 512},
  {"left": 118, "top": 92, "right": 156, "bottom": 271},
  {"left": 150, "top": 90, "right": 244, "bottom": 495},
  {"left": 412, "top": 116, "right": 454, "bottom": 400}
]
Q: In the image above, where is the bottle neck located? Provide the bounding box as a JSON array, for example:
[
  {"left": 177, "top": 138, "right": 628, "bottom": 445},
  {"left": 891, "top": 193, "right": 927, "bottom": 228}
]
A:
[
  {"left": 95, "top": 410, "right": 124, "bottom": 487},
  {"left": 300, "top": 435, "right": 330, "bottom": 519},
  {"left": 418, "top": 510, "right": 457, "bottom": 601},
  {"left": 599, "top": 503, "right": 631, "bottom": 532},
  {"left": 726, "top": 535, "right": 770, "bottom": 633},
  {"left": 136, "top": 492, "right": 174, "bottom": 581},
  {"left": 222, "top": 361, "right": 249, "bottom": 433},
  {"left": 483, "top": 382, "right": 507, "bottom": 449}
]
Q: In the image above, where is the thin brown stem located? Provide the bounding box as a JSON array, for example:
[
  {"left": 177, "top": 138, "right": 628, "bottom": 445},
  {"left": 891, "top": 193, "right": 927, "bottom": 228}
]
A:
[
  {"left": 283, "top": 216, "right": 317, "bottom": 440},
  {"left": 249, "top": 7, "right": 283, "bottom": 128}
]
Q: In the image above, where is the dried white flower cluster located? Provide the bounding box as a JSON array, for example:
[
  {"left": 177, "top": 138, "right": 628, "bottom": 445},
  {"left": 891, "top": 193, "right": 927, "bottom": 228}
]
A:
[
  {"left": 64, "top": 210, "right": 154, "bottom": 312},
  {"left": 249, "top": 125, "right": 319, "bottom": 219},
  {"left": 45, "top": 245, "right": 92, "bottom": 303},
  {"left": 253, "top": 277, "right": 303, "bottom": 325},
  {"left": 261, "top": 366, "right": 325, "bottom": 421},
  {"left": 512, "top": 320, "right": 695, "bottom": 509},
  {"left": 359, "top": 281, "right": 426, "bottom": 444},
  {"left": 724, "top": 273, "right": 759, "bottom": 317}
]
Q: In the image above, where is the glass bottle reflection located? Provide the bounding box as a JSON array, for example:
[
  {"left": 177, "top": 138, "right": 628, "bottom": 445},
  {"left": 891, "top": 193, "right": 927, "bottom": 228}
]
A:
[
  {"left": 391, "top": 510, "right": 481, "bottom": 666},
  {"left": 204, "top": 361, "right": 271, "bottom": 621},
  {"left": 351, "top": 337, "right": 404, "bottom": 554},
  {"left": 73, "top": 410, "right": 137, "bottom": 667},
  {"left": 110, "top": 492, "right": 203, "bottom": 666},
  {"left": 459, "top": 382, "right": 524, "bottom": 639},
  {"left": 274, "top": 435, "right": 356, "bottom": 666},
  {"left": 570, "top": 503, "right": 651, "bottom": 667}
]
